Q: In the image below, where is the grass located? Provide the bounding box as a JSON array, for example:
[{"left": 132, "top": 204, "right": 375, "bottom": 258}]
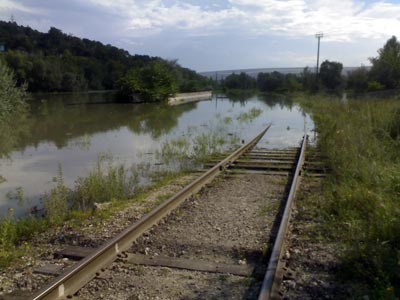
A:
[{"left": 297, "top": 94, "right": 400, "bottom": 299}]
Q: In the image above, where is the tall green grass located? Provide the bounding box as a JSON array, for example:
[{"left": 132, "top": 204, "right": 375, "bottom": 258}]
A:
[{"left": 299, "top": 95, "right": 400, "bottom": 299}]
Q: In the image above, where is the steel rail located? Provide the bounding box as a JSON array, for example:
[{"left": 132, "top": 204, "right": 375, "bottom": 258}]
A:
[
  {"left": 30, "top": 125, "right": 271, "bottom": 300},
  {"left": 257, "top": 134, "right": 307, "bottom": 300}
]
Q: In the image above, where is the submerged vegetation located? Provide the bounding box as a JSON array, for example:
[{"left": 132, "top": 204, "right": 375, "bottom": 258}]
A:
[
  {"left": 299, "top": 95, "right": 400, "bottom": 299},
  {"left": 155, "top": 107, "right": 262, "bottom": 165}
]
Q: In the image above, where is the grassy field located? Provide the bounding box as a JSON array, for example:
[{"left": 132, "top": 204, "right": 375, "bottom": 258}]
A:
[{"left": 297, "top": 94, "right": 400, "bottom": 299}]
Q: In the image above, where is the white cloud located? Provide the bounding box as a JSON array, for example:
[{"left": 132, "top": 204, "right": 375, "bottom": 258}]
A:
[
  {"left": 2, "top": 0, "right": 400, "bottom": 69},
  {"left": 78, "top": 0, "right": 400, "bottom": 42},
  {"left": 0, "top": 0, "right": 42, "bottom": 16},
  {"left": 225, "top": 0, "right": 400, "bottom": 42},
  {"left": 0, "top": 0, "right": 29, "bottom": 12},
  {"left": 3, "top": 0, "right": 400, "bottom": 42}
]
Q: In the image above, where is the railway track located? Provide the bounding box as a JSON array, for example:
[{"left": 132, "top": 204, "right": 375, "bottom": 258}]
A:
[{"left": 7, "top": 125, "right": 310, "bottom": 300}]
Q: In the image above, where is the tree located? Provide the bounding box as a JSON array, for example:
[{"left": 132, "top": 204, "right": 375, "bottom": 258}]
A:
[
  {"left": 257, "top": 71, "right": 286, "bottom": 92},
  {"left": 319, "top": 60, "right": 343, "bottom": 90},
  {"left": 223, "top": 72, "right": 256, "bottom": 90},
  {"left": 0, "top": 21, "right": 208, "bottom": 95},
  {"left": 0, "top": 61, "right": 28, "bottom": 119},
  {"left": 346, "top": 67, "right": 369, "bottom": 92},
  {"left": 117, "top": 60, "right": 178, "bottom": 102},
  {"left": 300, "top": 67, "right": 316, "bottom": 91},
  {"left": 369, "top": 36, "right": 400, "bottom": 89},
  {"left": 0, "top": 61, "right": 30, "bottom": 157},
  {"left": 284, "top": 74, "right": 302, "bottom": 91}
]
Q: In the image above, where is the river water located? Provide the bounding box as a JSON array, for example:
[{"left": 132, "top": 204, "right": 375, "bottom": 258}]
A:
[{"left": 0, "top": 92, "right": 314, "bottom": 216}]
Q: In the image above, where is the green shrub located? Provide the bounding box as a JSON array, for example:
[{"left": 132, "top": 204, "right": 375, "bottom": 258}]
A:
[{"left": 0, "top": 61, "right": 28, "bottom": 119}]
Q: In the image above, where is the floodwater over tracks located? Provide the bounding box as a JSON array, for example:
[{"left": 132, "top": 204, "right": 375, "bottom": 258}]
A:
[{"left": 0, "top": 92, "right": 313, "bottom": 216}]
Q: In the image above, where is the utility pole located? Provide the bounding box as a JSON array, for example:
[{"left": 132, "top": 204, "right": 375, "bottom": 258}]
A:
[{"left": 315, "top": 32, "right": 323, "bottom": 81}]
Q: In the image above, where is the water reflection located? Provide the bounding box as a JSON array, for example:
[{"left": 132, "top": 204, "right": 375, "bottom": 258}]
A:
[
  {"left": 257, "top": 93, "right": 294, "bottom": 109},
  {"left": 15, "top": 93, "right": 197, "bottom": 151}
]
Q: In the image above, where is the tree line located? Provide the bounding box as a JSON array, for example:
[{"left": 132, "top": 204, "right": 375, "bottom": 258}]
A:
[
  {"left": 220, "top": 36, "right": 400, "bottom": 94},
  {"left": 0, "top": 21, "right": 211, "bottom": 98}
]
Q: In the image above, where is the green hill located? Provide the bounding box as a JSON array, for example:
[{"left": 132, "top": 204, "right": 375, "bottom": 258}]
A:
[{"left": 0, "top": 21, "right": 210, "bottom": 93}]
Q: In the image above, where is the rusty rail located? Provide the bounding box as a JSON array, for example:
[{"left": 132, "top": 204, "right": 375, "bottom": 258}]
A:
[
  {"left": 30, "top": 125, "right": 271, "bottom": 300},
  {"left": 257, "top": 134, "right": 307, "bottom": 300}
]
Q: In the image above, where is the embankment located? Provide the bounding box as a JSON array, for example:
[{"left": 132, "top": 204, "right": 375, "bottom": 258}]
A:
[{"left": 168, "top": 91, "right": 212, "bottom": 106}]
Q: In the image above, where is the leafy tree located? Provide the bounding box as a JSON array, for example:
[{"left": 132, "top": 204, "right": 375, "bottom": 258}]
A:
[
  {"left": 257, "top": 71, "right": 286, "bottom": 92},
  {"left": 284, "top": 74, "right": 302, "bottom": 91},
  {"left": 0, "top": 61, "right": 30, "bottom": 157},
  {"left": 346, "top": 67, "right": 369, "bottom": 92},
  {"left": 117, "top": 60, "right": 178, "bottom": 102},
  {"left": 173, "top": 63, "right": 212, "bottom": 92},
  {"left": 300, "top": 67, "right": 316, "bottom": 92},
  {"left": 222, "top": 72, "right": 256, "bottom": 90},
  {"left": 0, "top": 61, "right": 28, "bottom": 119},
  {"left": 0, "top": 21, "right": 209, "bottom": 95},
  {"left": 319, "top": 60, "right": 343, "bottom": 90},
  {"left": 369, "top": 36, "right": 400, "bottom": 89}
]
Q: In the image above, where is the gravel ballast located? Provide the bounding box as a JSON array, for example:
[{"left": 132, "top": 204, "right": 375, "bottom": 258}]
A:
[{"left": 77, "top": 173, "right": 288, "bottom": 300}]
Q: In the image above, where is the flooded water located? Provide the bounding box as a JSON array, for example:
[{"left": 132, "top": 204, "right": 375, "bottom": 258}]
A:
[{"left": 0, "top": 92, "right": 313, "bottom": 216}]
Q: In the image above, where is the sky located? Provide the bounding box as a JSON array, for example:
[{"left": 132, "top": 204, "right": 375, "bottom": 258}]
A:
[{"left": 1, "top": 0, "right": 400, "bottom": 72}]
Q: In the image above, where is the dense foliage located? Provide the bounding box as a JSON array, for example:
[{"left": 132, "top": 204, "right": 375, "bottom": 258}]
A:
[
  {"left": 370, "top": 36, "right": 400, "bottom": 89},
  {"left": 117, "top": 60, "right": 178, "bottom": 102},
  {"left": 319, "top": 60, "right": 343, "bottom": 90},
  {"left": 222, "top": 72, "right": 257, "bottom": 90},
  {"left": 300, "top": 96, "right": 400, "bottom": 299},
  {"left": 220, "top": 71, "right": 303, "bottom": 92},
  {"left": 347, "top": 36, "right": 400, "bottom": 93},
  {"left": 0, "top": 61, "right": 28, "bottom": 117},
  {"left": 257, "top": 71, "right": 302, "bottom": 92},
  {"left": 346, "top": 67, "right": 370, "bottom": 93},
  {"left": 0, "top": 61, "right": 29, "bottom": 156},
  {"left": 0, "top": 21, "right": 210, "bottom": 94},
  {"left": 219, "top": 36, "right": 400, "bottom": 94}
]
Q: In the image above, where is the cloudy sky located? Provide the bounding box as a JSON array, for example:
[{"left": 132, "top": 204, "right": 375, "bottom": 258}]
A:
[{"left": 1, "top": 0, "right": 399, "bottom": 71}]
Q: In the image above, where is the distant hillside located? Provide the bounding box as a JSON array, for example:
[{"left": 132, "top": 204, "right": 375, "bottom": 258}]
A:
[
  {"left": 201, "top": 66, "right": 371, "bottom": 80},
  {"left": 0, "top": 21, "right": 210, "bottom": 93}
]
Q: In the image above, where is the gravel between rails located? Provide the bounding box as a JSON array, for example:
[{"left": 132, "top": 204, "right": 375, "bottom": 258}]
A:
[{"left": 78, "top": 173, "right": 289, "bottom": 300}]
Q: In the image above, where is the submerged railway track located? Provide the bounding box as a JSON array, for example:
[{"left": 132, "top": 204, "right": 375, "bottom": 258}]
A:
[{"left": 7, "top": 125, "right": 315, "bottom": 300}]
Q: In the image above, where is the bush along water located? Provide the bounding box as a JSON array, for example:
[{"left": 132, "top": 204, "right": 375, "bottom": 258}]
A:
[
  {"left": 0, "top": 61, "right": 30, "bottom": 157},
  {"left": 298, "top": 95, "right": 400, "bottom": 299}
]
